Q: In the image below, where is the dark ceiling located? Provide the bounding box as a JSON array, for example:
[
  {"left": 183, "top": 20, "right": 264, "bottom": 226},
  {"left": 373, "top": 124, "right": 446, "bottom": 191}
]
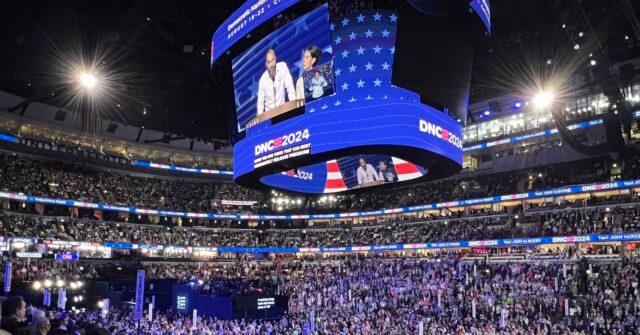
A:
[{"left": 0, "top": 0, "right": 638, "bottom": 142}]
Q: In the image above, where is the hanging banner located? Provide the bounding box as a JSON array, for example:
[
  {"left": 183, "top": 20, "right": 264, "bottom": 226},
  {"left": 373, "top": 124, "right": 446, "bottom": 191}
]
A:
[
  {"left": 3, "top": 262, "right": 11, "bottom": 293},
  {"left": 57, "top": 288, "right": 66, "bottom": 309},
  {"left": 134, "top": 270, "right": 146, "bottom": 321},
  {"left": 310, "top": 309, "right": 315, "bottom": 333}
]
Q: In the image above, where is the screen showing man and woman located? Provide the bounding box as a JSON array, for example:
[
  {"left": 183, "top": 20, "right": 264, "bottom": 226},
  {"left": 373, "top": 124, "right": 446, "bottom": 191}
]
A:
[
  {"left": 338, "top": 155, "right": 401, "bottom": 189},
  {"left": 231, "top": 4, "right": 334, "bottom": 132}
]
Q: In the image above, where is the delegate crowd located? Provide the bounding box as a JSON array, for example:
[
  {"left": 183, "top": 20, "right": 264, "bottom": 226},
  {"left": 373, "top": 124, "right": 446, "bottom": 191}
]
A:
[
  {"left": 1, "top": 255, "right": 640, "bottom": 334},
  {"left": 1, "top": 152, "right": 636, "bottom": 215},
  {"left": 3, "top": 204, "right": 640, "bottom": 248}
]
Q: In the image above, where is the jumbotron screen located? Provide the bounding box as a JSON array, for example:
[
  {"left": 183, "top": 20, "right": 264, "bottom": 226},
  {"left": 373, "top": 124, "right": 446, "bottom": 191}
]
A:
[
  {"left": 214, "top": 1, "right": 469, "bottom": 194},
  {"left": 231, "top": 4, "right": 333, "bottom": 133}
]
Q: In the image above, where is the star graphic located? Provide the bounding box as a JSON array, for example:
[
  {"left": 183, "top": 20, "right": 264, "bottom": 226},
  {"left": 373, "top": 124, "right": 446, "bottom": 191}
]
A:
[
  {"left": 382, "top": 62, "right": 390, "bottom": 70},
  {"left": 357, "top": 79, "right": 365, "bottom": 88},
  {"left": 365, "top": 62, "right": 373, "bottom": 71},
  {"left": 390, "top": 14, "right": 398, "bottom": 22},
  {"left": 341, "top": 18, "right": 349, "bottom": 26},
  {"left": 373, "top": 78, "right": 382, "bottom": 87},
  {"left": 341, "top": 50, "right": 349, "bottom": 58},
  {"left": 349, "top": 32, "right": 357, "bottom": 40},
  {"left": 334, "top": 100, "right": 342, "bottom": 106},
  {"left": 349, "top": 64, "right": 357, "bottom": 72},
  {"left": 341, "top": 82, "right": 349, "bottom": 91},
  {"left": 365, "top": 95, "right": 373, "bottom": 100},
  {"left": 349, "top": 97, "right": 357, "bottom": 102},
  {"left": 309, "top": 107, "right": 316, "bottom": 113},
  {"left": 321, "top": 104, "right": 328, "bottom": 110},
  {"left": 373, "top": 45, "right": 382, "bottom": 54},
  {"left": 373, "top": 12, "right": 381, "bottom": 21},
  {"left": 382, "top": 29, "right": 390, "bottom": 38},
  {"left": 383, "top": 95, "right": 389, "bottom": 99},
  {"left": 365, "top": 29, "right": 373, "bottom": 38},
  {"left": 335, "top": 36, "right": 342, "bottom": 45},
  {"left": 357, "top": 47, "right": 365, "bottom": 55},
  {"left": 390, "top": 47, "right": 395, "bottom": 54},
  {"left": 335, "top": 68, "right": 342, "bottom": 76},
  {"left": 330, "top": 23, "right": 335, "bottom": 31},
  {"left": 357, "top": 14, "right": 365, "bottom": 23}
]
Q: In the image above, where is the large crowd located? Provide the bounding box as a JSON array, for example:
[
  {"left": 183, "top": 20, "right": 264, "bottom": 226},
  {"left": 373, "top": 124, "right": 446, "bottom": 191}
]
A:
[
  {"left": 1, "top": 254, "right": 640, "bottom": 334},
  {"left": 1, "top": 151, "right": 638, "bottom": 216},
  {"left": 2, "top": 204, "right": 640, "bottom": 249}
]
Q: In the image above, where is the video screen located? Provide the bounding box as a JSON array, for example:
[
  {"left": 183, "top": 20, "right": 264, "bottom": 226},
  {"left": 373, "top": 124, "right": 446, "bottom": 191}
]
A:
[
  {"left": 337, "top": 155, "right": 423, "bottom": 190},
  {"left": 262, "top": 155, "right": 426, "bottom": 194},
  {"left": 231, "top": 4, "right": 333, "bottom": 132}
]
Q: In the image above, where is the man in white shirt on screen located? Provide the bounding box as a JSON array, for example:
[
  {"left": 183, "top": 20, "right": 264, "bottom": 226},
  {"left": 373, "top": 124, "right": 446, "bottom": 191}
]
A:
[
  {"left": 257, "top": 49, "right": 296, "bottom": 116},
  {"left": 356, "top": 157, "right": 380, "bottom": 185}
]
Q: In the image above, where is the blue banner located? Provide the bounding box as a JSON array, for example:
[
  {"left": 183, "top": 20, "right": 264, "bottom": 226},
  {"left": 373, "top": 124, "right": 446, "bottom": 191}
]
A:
[
  {"left": 134, "top": 270, "right": 146, "bottom": 321},
  {"left": 3, "top": 262, "right": 11, "bottom": 293}
]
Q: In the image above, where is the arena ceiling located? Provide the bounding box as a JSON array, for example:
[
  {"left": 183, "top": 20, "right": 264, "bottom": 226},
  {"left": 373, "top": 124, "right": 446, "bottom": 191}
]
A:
[{"left": 0, "top": 0, "right": 638, "bottom": 143}]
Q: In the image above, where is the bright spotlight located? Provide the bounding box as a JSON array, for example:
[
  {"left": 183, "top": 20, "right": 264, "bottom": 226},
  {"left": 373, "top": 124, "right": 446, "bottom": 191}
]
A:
[
  {"left": 79, "top": 72, "right": 98, "bottom": 89},
  {"left": 533, "top": 91, "right": 554, "bottom": 109},
  {"left": 56, "top": 279, "right": 65, "bottom": 288},
  {"left": 44, "top": 280, "right": 52, "bottom": 288},
  {"left": 32, "top": 281, "right": 42, "bottom": 290}
]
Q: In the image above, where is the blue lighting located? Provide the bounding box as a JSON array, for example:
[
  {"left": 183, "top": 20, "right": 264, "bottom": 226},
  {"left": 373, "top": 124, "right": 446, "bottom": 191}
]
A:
[
  {"left": 483, "top": 110, "right": 491, "bottom": 116},
  {"left": 514, "top": 102, "right": 522, "bottom": 108}
]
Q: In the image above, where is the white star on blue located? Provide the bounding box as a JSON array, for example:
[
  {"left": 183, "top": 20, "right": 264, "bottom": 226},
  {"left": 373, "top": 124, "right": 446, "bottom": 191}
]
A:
[
  {"left": 382, "top": 62, "right": 390, "bottom": 70},
  {"left": 335, "top": 36, "right": 342, "bottom": 45},
  {"left": 383, "top": 95, "right": 388, "bottom": 99},
  {"left": 357, "top": 79, "right": 365, "bottom": 88},
  {"left": 335, "top": 68, "right": 342, "bottom": 76},
  {"left": 373, "top": 46, "right": 382, "bottom": 54},
  {"left": 357, "top": 47, "right": 365, "bottom": 55},
  {"left": 349, "top": 97, "right": 357, "bottom": 102},
  {"left": 365, "top": 29, "right": 373, "bottom": 38},
  {"left": 341, "top": 50, "right": 349, "bottom": 58},
  {"left": 334, "top": 100, "right": 342, "bottom": 106},
  {"left": 341, "top": 82, "right": 349, "bottom": 91},
  {"left": 321, "top": 104, "right": 328, "bottom": 110},
  {"left": 365, "top": 62, "right": 373, "bottom": 71},
  {"left": 357, "top": 14, "right": 365, "bottom": 23},
  {"left": 390, "top": 47, "right": 395, "bottom": 54},
  {"left": 365, "top": 95, "right": 373, "bottom": 100},
  {"left": 373, "top": 78, "right": 382, "bottom": 87},
  {"left": 330, "top": 23, "right": 335, "bottom": 31},
  {"left": 382, "top": 29, "right": 390, "bottom": 37},
  {"left": 309, "top": 107, "right": 316, "bottom": 113},
  {"left": 373, "top": 12, "right": 381, "bottom": 21},
  {"left": 349, "top": 64, "right": 357, "bottom": 72},
  {"left": 349, "top": 32, "right": 357, "bottom": 40},
  {"left": 341, "top": 18, "right": 349, "bottom": 26},
  {"left": 390, "top": 14, "right": 398, "bottom": 22}
]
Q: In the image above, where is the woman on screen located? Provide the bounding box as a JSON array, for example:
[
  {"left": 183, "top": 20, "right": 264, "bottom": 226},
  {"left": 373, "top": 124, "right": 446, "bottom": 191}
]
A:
[
  {"left": 310, "top": 71, "right": 328, "bottom": 99},
  {"left": 296, "top": 45, "right": 322, "bottom": 100}
]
